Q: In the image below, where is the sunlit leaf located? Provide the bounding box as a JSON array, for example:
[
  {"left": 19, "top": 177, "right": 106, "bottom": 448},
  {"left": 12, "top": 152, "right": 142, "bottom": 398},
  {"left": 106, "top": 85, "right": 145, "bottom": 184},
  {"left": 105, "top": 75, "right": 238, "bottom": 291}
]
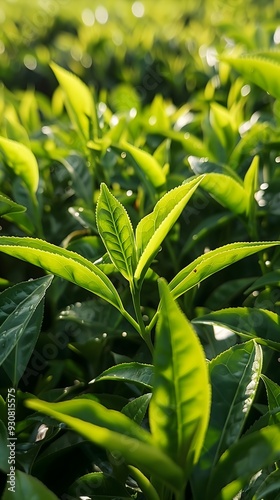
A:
[
  {"left": 96, "top": 183, "right": 136, "bottom": 281},
  {"left": 25, "top": 398, "right": 184, "bottom": 492},
  {"left": 120, "top": 140, "right": 166, "bottom": 189},
  {"left": 0, "top": 193, "right": 26, "bottom": 217},
  {"left": 134, "top": 176, "right": 203, "bottom": 282},
  {"left": 150, "top": 280, "right": 210, "bottom": 476},
  {"left": 0, "top": 136, "right": 39, "bottom": 194},
  {"left": 0, "top": 237, "right": 124, "bottom": 312},
  {"left": 200, "top": 172, "right": 246, "bottom": 214},
  {"left": 169, "top": 241, "right": 280, "bottom": 299},
  {"left": 93, "top": 362, "right": 154, "bottom": 389}
]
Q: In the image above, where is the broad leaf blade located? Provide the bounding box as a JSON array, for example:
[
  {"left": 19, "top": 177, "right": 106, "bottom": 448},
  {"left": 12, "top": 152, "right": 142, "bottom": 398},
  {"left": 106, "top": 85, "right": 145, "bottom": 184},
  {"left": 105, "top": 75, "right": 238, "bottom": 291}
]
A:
[
  {"left": 193, "top": 307, "right": 280, "bottom": 351},
  {"left": 150, "top": 280, "right": 210, "bottom": 475},
  {"left": 69, "top": 472, "right": 131, "bottom": 499},
  {"left": 134, "top": 176, "right": 203, "bottom": 282},
  {"left": 0, "top": 276, "right": 53, "bottom": 375},
  {"left": 192, "top": 341, "right": 262, "bottom": 498},
  {"left": 223, "top": 53, "right": 280, "bottom": 100},
  {"left": 93, "top": 362, "right": 154, "bottom": 389},
  {"left": 51, "top": 62, "right": 97, "bottom": 141},
  {"left": 0, "top": 237, "right": 123, "bottom": 311},
  {"left": 120, "top": 140, "right": 166, "bottom": 188},
  {"left": 122, "top": 394, "right": 152, "bottom": 424},
  {"left": 205, "top": 425, "right": 280, "bottom": 500},
  {"left": 262, "top": 375, "right": 280, "bottom": 424},
  {"left": 96, "top": 183, "right": 136, "bottom": 281},
  {"left": 169, "top": 241, "right": 280, "bottom": 299},
  {"left": 25, "top": 398, "right": 184, "bottom": 492},
  {"left": 0, "top": 136, "right": 39, "bottom": 195},
  {"left": 3, "top": 470, "right": 58, "bottom": 500},
  {"left": 200, "top": 173, "right": 246, "bottom": 214}
]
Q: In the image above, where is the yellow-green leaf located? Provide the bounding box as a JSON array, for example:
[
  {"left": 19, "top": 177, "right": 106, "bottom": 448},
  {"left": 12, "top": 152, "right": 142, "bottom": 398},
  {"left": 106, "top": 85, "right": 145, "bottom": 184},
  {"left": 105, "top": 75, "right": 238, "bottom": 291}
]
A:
[{"left": 0, "top": 136, "right": 39, "bottom": 194}]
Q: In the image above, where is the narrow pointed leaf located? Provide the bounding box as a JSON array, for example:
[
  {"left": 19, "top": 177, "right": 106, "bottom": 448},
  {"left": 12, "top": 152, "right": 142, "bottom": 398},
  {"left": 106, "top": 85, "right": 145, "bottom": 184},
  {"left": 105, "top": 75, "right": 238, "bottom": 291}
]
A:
[
  {"left": 0, "top": 237, "right": 123, "bottom": 311},
  {"left": 3, "top": 470, "right": 58, "bottom": 500},
  {"left": 120, "top": 140, "right": 166, "bottom": 188},
  {"left": 51, "top": 62, "right": 97, "bottom": 141},
  {"left": 0, "top": 136, "right": 39, "bottom": 194},
  {"left": 122, "top": 394, "right": 152, "bottom": 424},
  {"left": 0, "top": 193, "right": 26, "bottom": 217},
  {"left": 254, "top": 469, "right": 280, "bottom": 500},
  {"left": 192, "top": 341, "right": 262, "bottom": 498},
  {"left": 150, "top": 279, "right": 210, "bottom": 475},
  {"left": 205, "top": 425, "right": 280, "bottom": 500},
  {"left": 134, "top": 176, "right": 203, "bottom": 282},
  {"left": 200, "top": 173, "right": 246, "bottom": 214},
  {"left": 96, "top": 183, "right": 136, "bottom": 281},
  {"left": 93, "top": 362, "right": 154, "bottom": 389},
  {"left": 169, "top": 241, "right": 280, "bottom": 299},
  {"left": 223, "top": 53, "right": 280, "bottom": 100},
  {"left": 193, "top": 307, "right": 280, "bottom": 351},
  {"left": 244, "top": 155, "right": 259, "bottom": 216},
  {"left": 25, "top": 398, "right": 185, "bottom": 492},
  {"left": 0, "top": 276, "right": 53, "bottom": 372},
  {"left": 262, "top": 375, "right": 280, "bottom": 424},
  {"left": 245, "top": 270, "right": 280, "bottom": 293}
]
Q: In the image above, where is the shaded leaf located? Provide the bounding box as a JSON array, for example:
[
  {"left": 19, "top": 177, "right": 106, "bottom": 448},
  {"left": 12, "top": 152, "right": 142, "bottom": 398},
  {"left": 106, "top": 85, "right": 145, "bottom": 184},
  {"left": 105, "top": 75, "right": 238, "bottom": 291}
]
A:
[
  {"left": 69, "top": 472, "right": 131, "bottom": 499},
  {"left": 262, "top": 375, "right": 280, "bottom": 424},
  {"left": 122, "top": 394, "right": 152, "bottom": 424},
  {"left": 3, "top": 470, "right": 58, "bottom": 499},
  {"left": 93, "top": 362, "right": 154, "bottom": 389},
  {"left": 150, "top": 280, "right": 210, "bottom": 475},
  {"left": 254, "top": 468, "right": 280, "bottom": 500},
  {"left": 0, "top": 193, "right": 26, "bottom": 217}
]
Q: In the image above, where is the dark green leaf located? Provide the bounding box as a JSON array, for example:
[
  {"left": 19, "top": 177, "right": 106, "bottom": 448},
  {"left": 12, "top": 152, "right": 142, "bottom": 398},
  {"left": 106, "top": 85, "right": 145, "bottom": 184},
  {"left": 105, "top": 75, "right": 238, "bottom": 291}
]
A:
[
  {"left": 68, "top": 472, "right": 131, "bottom": 499},
  {"left": 122, "top": 394, "right": 152, "bottom": 424},
  {"left": 3, "top": 470, "right": 58, "bottom": 499},
  {"left": 0, "top": 193, "right": 26, "bottom": 217},
  {"left": 93, "top": 362, "right": 154, "bottom": 389}
]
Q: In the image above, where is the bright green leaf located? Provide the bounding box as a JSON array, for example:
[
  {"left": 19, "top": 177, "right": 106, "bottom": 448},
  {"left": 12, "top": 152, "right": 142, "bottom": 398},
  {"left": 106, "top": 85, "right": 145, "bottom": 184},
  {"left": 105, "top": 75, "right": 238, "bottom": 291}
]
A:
[
  {"left": 0, "top": 136, "right": 39, "bottom": 194},
  {"left": 169, "top": 241, "right": 280, "bottom": 299},
  {"left": 120, "top": 140, "right": 166, "bottom": 189},
  {"left": 0, "top": 193, "right": 26, "bottom": 217},
  {"left": 150, "top": 279, "right": 211, "bottom": 475},
  {"left": 93, "top": 362, "right": 154, "bottom": 389},
  {"left": 244, "top": 155, "right": 259, "bottom": 217},
  {"left": 193, "top": 307, "right": 280, "bottom": 351},
  {"left": 134, "top": 176, "right": 203, "bottom": 282},
  {"left": 25, "top": 398, "right": 185, "bottom": 492},
  {"left": 200, "top": 172, "right": 246, "bottom": 214},
  {"left": 96, "top": 183, "right": 136, "bottom": 281},
  {"left": 50, "top": 62, "right": 97, "bottom": 141}
]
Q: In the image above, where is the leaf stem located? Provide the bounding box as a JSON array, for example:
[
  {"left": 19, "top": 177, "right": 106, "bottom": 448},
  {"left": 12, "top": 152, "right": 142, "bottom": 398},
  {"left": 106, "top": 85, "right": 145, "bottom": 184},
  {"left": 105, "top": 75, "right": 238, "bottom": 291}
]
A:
[{"left": 131, "top": 282, "right": 154, "bottom": 354}]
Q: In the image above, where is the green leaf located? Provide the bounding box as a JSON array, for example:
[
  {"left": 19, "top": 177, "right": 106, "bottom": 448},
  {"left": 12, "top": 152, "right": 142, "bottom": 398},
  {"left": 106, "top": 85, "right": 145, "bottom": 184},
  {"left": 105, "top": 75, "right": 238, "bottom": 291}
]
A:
[
  {"left": 122, "top": 394, "right": 152, "bottom": 424},
  {"left": 134, "top": 176, "right": 203, "bottom": 282},
  {"left": 245, "top": 270, "right": 280, "bottom": 293},
  {"left": 120, "top": 140, "right": 166, "bottom": 189},
  {"left": 169, "top": 241, "right": 280, "bottom": 299},
  {"left": 0, "top": 136, "right": 39, "bottom": 195},
  {"left": 200, "top": 172, "right": 246, "bottom": 214},
  {"left": 0, "top": 193, "right": 26, "bottom": 217},
  {"left": 50, "top": 62, "right": 97, "bottom": 141},
  {"left": 2, "top": 470, "right": 58, "bottom": 499},
  {"left": 223, "top": 53, "right": 280, "bottom": 100},
  {"left": 192, "top": 341, "right": 262, "bottom": 498},
  {"left": 205, "top": 425, "right": 280, "bottom": 500},
  {"left": 96, "top": 183, "right": 136, "bottom": 281},
  {"left": 25, "top": 398, "right": 185, "bottom": 492},
  {"left": 244, "top": 155, "right": 259, "bottom": 217},
  {"left": 150, "top": 280, "right": 210, "bottom": 475},
  {"left": 193, "top": 307, "right": 280, "bottom": 351},
  {"left": 0, "top": 276, "right": 53, "bottom": 381},
  {"left": 0, "top": 236, "right": 124, "bottom": 312},
  {"left": 69, "top": 472, "right": 131, "bottom": 499},
  {"left": 261, "top": 375, "right": 280, "bottom": 424},
  {"left": 254, "top": 468, "right": 280, "bottom": 500},
  {"left": 93, "top": 362, "right": 154, "bottom": 389},
  {"left": 0, "top": 420, "right": 9, "bottom": 473}
]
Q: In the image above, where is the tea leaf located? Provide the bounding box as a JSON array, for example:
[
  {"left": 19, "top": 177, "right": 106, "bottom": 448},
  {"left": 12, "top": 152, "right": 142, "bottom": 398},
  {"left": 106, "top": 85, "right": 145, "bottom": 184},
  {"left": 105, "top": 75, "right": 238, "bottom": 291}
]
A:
[
  {"left": 120, "top": 140, "right": 166, "bottom": 189},
  {"left": 68, "top": 472, "right": 131, "bottom": 499},
  {"left": 93, "top": 362, "right": 154, "bottom": 389},
  {"left": 261, "top": 375, "right": 280, "bottom": 424},
  {"left": 254, "top": 469, "right": 280, "bottom": 500},
  {"left": 170, "top": 241, "right": 280, "bottom": 299},
  {"left": 134, "top": 176, "right": 203, "bottom": 282},
  {"left": 51, "top": 62, "right": 97, "bottom": 141},
  {"left": 0, "top": 276, "right": 53, "bottom": 380},
  {"left": 0, "top": 136, "right": 39, "bottom": 195},
  {"left": 0, "top": 193, "right": 26, "bottom": 217},
  {"left": 193, "top": 307, "right": 280, "bottom": 351},
  {"left": 150, "top": 280, "right": 210, "bottom": 475},
  {"left": 244, "top": 155, "right": 259, "bottom": 216},
  {"left": 2, "top": 470, "right": 58, "bottom": 499},
  {"left": 122, "top": 394, "right": 152, "bottom": 424},
  {"left": 96, "top": 183, "right": 136, "bottom": 281},
  {"left": 205, "top": 425, "right": 280, "bottom": 500},
  {"left": 200, "top": 172, "right": 246, "bottom": 214},
  {"left": 25, "top": 398, "right": 185, "bottom": 492},
  {"left": 0, "top": 237, "right": 124, "bottom": 312},
  {"left": 192, "top": 341, "right": 262, "bottom": 498}
]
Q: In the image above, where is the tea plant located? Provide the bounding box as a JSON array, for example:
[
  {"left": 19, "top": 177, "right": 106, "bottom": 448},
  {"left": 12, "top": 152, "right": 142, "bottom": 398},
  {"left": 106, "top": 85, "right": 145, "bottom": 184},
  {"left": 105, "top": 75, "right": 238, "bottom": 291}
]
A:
[{"left": 1, "top": 6, "right": 280, "bottom": 498}]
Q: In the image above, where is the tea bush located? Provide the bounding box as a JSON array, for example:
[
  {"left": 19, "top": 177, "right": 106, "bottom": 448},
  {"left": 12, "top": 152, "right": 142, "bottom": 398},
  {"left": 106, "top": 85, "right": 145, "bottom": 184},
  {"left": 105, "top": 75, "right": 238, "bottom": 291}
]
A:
[{"left": 1, "top": 1, "right": 280, "bottom": 499}]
